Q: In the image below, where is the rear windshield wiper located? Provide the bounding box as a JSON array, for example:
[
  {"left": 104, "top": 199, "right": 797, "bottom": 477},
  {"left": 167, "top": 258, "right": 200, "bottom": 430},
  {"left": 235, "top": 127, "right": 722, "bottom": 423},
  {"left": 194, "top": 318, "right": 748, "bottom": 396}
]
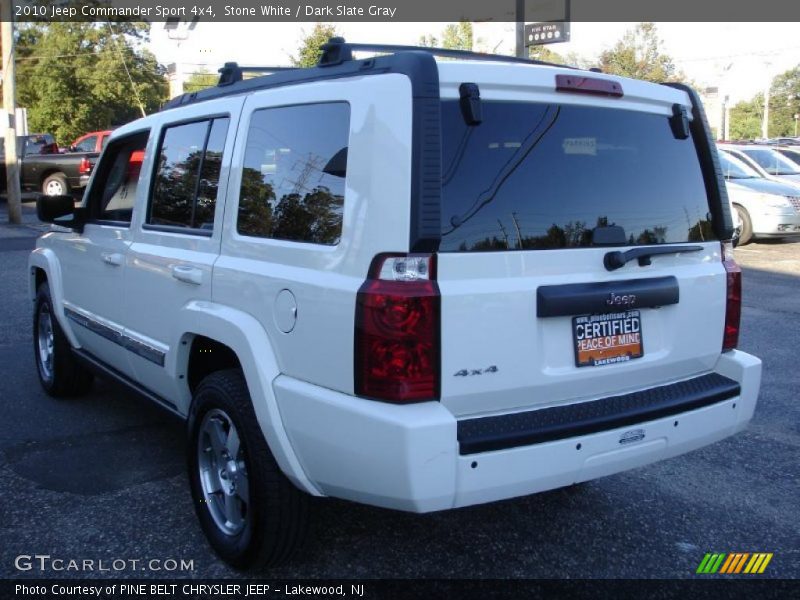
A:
[{"left": 604, "top": 245, "right": 703, "bottom": 271}]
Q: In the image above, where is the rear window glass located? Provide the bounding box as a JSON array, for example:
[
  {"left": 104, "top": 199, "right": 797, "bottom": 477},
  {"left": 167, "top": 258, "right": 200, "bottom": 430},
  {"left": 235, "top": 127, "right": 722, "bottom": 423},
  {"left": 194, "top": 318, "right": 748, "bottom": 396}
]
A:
[{"left": 440, "top": 101, "right": 715, "bottom": 252}]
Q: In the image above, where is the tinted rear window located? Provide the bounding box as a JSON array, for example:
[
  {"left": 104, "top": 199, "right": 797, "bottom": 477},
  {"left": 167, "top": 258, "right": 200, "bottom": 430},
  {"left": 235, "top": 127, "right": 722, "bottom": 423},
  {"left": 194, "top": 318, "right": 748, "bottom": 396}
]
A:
[{"left": 440, "top": 101, "right": 715, "bottom": 252}]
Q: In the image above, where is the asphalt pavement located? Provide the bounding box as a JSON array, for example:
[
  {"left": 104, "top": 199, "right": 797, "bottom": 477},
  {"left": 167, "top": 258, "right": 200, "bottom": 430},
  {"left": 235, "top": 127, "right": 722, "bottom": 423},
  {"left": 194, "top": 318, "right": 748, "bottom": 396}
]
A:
[{"left": 0, "top": 200, "right": 797, "bottom": 579}]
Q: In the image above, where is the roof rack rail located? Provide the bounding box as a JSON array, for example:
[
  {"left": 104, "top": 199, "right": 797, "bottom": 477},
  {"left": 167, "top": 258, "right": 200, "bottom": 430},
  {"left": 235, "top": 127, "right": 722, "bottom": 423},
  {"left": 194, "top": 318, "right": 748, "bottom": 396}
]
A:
[
  {"left": 161, "top": 36, "right": 584, "bottom": 112},
  {"left": 217, "top": 62, "right": 297, "bottom": 87},
  {"left": 317, "top": 37, "right": 577, "bottom": 70}
]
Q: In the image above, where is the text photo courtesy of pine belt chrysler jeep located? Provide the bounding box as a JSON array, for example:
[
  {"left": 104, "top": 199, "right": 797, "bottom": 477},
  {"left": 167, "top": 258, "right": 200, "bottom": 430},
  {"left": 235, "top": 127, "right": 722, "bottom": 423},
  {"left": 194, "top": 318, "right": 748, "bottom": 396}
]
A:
[{"left": 30, "top": 39, "right": 762, "bottom": 570}]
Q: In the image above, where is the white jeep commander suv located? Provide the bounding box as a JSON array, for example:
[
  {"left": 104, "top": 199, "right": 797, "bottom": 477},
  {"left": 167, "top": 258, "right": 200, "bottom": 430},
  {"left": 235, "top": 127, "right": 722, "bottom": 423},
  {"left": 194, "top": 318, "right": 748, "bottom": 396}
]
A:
[{"left": 30, "top": 39, "right": 762, "bottom": 570}]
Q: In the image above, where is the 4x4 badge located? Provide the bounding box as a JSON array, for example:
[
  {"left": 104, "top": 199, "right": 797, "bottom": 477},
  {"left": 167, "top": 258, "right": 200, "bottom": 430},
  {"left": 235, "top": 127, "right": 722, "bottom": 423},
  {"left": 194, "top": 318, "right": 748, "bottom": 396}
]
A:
[{"left": 454, "top": 366, "right": 498, "bottom": 377}]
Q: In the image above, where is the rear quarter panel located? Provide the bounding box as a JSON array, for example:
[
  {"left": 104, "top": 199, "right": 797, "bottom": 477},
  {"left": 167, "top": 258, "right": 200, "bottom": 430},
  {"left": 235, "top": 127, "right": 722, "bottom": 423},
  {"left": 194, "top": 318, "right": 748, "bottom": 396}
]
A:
[{"left": 215, "top": 73, "right": 414, "bottom": 395}]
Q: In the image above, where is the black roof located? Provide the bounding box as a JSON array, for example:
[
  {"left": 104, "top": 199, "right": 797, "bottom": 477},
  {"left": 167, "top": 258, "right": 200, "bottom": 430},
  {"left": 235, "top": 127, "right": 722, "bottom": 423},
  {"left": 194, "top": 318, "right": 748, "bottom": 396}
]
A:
[{"left": 162, "top": 37, "right": 578, "bottom": 112}]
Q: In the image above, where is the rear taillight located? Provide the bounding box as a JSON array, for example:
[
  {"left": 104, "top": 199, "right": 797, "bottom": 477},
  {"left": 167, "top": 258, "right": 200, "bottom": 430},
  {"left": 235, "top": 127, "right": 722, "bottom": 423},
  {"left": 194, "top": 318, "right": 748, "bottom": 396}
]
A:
[
  {"left": 78, "top": 157, "right": 92, "bottom": 175},
  {"left": 722, "top": 241, "right": 741, "bottom": 351},
  {"left": 355, "top": 254, "right": 440, "bottom": 403}
]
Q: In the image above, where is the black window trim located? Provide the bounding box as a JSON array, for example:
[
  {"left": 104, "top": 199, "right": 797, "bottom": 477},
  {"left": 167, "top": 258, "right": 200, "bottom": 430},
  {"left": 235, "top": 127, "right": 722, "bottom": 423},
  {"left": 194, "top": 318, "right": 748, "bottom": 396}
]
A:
[
  {"left": 144, "top": 113, "right": 230, "bottom": 237},
  {"left": 84, "top": 128, "right": 151, "bottom": 229},
  {"left": 235, "top": 100, "right": 351, "bottom": 247}
]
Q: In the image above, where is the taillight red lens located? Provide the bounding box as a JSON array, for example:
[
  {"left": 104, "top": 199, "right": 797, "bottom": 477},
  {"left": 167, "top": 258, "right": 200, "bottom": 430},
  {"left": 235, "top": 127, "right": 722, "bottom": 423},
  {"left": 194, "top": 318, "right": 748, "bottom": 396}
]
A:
[
  {"left": 722, "top": 242, "right": 741, "bottom": 351},
  {"left": 355, "top": 254, "right": 440, "bottom": 403},
  {"left": 555, "top": 74, "right": 623, "bottom": 97},
  {"left": 78, "top": 157, "right": 92, "bottom": 175}
]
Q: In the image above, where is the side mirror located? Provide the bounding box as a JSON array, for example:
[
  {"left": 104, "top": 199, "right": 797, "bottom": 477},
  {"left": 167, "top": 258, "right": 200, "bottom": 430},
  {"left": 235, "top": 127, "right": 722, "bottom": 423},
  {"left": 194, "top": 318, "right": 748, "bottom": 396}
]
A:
[{"left": 36, "top": 195, "right": 84, "bottom": 232}]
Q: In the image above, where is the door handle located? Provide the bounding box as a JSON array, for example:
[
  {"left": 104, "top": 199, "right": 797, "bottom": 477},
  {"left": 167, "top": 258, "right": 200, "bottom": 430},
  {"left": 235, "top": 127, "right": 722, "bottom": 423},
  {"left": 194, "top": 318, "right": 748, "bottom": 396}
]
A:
[
  {"left": 101, "top": 252, "right": 123, "bottom": 266},
  {"left": 171, "top": 265, "right": 203, "bottom": 285}
]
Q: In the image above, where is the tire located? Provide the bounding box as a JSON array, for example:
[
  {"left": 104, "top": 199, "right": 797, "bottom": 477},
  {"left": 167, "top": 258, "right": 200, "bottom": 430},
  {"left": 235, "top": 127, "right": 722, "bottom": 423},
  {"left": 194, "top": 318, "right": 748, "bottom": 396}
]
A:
[
  {"left": 42, "top": 172, "right": 69, "bottom": 196},
  {"left": 33, "top": 283, "right": 93, "bottom": 397},
  {"left": 187, "top": 369, "right": 309, "bottom": 570},
  {"left": 734, "top": 204, "right": 753, "bottom": 246}
]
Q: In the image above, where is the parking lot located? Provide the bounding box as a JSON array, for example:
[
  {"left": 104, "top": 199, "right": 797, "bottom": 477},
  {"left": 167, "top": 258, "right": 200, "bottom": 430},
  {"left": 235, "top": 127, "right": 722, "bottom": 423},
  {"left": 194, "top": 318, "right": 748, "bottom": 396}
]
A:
[{"left": 0, "top": 200, "right": 798, "bottom": 580}]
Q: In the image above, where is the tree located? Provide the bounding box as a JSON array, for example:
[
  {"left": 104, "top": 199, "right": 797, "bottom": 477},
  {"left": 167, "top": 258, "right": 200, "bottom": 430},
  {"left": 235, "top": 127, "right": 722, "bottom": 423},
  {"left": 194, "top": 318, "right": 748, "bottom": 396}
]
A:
[
  {"left": 529, "top": 46, "right": 566, "bottom": 64},
  {"left": 291, "top": 23, "right": 340, "bottom": 68},
  {"left": 769, "top": 66, "right": 800, "bottom": 137},
  {"left": 730, "top": 96, "right": 764, "bottom": 141},
  {"left": 441, "top": 22, "right": 473, "bottom": 51},
  {"left": 184, "top": 69, "right": 219, "bottom": 93},
  {"left": 418, "top": 34, "right": 438, "bottom": 48},
  {"left": 598, "top": 22, "right": 685, "bottom": 83},
  {"left": 15, "top": 21, "right": 167, "bottom": 145},
  {"left": 417, "top": 22, "right": 474, "bottom": 51}
]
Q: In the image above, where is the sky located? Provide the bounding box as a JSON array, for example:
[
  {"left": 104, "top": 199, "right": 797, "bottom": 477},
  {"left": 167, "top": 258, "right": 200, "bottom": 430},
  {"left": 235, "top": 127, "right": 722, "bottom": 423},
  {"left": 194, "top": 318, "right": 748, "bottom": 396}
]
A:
[{"left": 148, "top": 22, "right": 800, "bottom": 104}]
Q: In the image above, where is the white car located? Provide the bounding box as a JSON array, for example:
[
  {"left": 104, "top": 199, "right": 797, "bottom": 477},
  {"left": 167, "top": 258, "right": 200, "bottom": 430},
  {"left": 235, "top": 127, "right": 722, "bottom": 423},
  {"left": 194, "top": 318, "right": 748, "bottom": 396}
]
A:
[
  {"left": 718, "top": 148, "right": 800, "bottom": 244},
  {"left": 719, "top": 144, "right": 800, "bottom": 188},
  {"left": 29, "top": 40, "right": 761, "bottom": 570}
]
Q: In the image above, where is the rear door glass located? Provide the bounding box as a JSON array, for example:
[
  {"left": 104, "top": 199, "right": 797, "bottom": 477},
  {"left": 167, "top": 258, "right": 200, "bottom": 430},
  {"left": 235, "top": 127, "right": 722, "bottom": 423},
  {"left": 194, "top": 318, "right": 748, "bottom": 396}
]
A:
[{"left": 440, "top": 101, "right": 715, "bottom": 252}]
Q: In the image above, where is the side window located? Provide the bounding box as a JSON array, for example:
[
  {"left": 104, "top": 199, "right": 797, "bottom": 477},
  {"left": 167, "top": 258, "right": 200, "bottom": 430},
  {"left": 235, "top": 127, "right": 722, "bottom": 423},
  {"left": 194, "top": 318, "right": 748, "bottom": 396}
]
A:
[
  {"left": 85, "top": 131, "right": 149, "bottom": 225},
  {"left": 147, "top": 117, "right": 230, "bottom": 231},
  {"left": 237, "top": 102, "right": 349, "bottom": 245},
  {"left": 74, "top": 136, "right": 97, "bottom": 153},
  {"left": 25, "top": 135, "right": 56, "bottom": 155}
]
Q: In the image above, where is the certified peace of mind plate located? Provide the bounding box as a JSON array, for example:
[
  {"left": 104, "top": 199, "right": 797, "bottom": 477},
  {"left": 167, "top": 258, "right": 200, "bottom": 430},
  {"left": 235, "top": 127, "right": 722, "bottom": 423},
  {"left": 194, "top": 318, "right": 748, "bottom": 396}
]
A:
[{"left": 573, "top": 310, "right": 644, "bottom": 368}]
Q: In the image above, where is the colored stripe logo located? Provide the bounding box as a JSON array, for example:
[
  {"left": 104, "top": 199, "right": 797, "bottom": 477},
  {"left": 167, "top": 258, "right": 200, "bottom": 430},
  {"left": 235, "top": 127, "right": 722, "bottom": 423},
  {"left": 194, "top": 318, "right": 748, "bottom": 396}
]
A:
[{"left": 696, "top": 552, "right": 773, "bottom": 574}]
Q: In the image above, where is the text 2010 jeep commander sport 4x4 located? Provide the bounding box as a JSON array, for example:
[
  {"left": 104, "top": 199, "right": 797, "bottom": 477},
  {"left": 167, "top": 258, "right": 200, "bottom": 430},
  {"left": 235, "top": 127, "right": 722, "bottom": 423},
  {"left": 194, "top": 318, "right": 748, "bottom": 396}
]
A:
[{"left": 30, "top": 39, "right": 762, "bottom": 569}]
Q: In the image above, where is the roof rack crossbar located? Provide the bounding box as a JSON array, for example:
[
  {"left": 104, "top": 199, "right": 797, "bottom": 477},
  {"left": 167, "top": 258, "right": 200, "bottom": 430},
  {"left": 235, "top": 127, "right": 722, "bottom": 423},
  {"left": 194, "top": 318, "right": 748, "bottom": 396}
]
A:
[
  {"left": 217, "top": 62, "right": 296, "bottom": 87},
  {"left": 317, "top": 38, "right": 577, "bottom": 70}
]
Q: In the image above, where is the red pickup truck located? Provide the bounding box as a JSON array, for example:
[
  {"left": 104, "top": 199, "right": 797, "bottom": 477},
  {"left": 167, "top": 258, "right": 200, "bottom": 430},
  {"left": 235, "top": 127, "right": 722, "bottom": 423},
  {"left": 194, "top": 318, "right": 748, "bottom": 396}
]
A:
[{"left": 70, "top": 130, "right": 113, "bottom": 153}]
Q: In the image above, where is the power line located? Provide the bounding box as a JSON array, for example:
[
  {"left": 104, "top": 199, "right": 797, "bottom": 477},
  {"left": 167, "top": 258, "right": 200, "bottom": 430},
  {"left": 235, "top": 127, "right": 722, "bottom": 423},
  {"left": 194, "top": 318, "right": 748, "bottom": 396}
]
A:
[{"left": 105, "top": 20, "right": 146, "bottom": 117}]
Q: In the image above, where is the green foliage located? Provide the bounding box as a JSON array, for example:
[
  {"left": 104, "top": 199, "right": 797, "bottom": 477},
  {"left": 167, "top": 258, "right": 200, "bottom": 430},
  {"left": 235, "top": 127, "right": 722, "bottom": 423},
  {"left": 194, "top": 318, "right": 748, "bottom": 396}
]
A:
[
  {"left": 291, "top": 23, "right": 340, "bottom": 68},
  {"left": 417, "top": 22, "right": 473, "bottom": 51},
  {"left": 184, "top": 69, "right": 219, "bottom": 93},
  {"left": 529, "top": 45, "right": 566, "bottom": 64},
  {"left": 769, "top": 66, "right": 800, "bottom": 137},
  {"left": 441, "top": 22, "right": 473, "bottom": 51},
  {"left": 598, "top": 23, "right": 686, "bottom": 83},
  {"left": 15, "top": 21, "right": 167, "bottom": 145},
  {"left": 730, "top": 96, "right": 764, "bottom": 141},
  {"left": 418, "top": 34, "right": 438, "bottom": 48}
]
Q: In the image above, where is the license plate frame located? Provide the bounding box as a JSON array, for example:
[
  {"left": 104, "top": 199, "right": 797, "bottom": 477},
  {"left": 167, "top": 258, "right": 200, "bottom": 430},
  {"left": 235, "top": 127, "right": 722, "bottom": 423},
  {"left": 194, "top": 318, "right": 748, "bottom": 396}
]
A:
[{"left": 573, "top": 309, "right": 644, "bottom": 368}]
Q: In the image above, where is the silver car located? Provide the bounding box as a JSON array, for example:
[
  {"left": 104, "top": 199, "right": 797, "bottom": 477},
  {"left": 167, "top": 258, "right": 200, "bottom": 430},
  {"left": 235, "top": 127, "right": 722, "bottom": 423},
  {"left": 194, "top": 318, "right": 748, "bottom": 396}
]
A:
[
  {"left": 720, "top": 144, "right": 800, "bottom": 187},
  {"left": 776, "top": 146, "right": 800, "bottom": 167},
  {"left": 718, "top": 149, "right": 800, "bottom": 245}
]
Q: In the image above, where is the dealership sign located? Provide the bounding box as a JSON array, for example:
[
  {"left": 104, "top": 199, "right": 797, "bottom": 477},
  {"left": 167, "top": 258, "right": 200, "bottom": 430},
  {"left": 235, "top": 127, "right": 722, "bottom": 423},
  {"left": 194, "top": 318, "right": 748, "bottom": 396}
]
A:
[{"left": 525, "top": 21, "right": 571, "bottom": 46}]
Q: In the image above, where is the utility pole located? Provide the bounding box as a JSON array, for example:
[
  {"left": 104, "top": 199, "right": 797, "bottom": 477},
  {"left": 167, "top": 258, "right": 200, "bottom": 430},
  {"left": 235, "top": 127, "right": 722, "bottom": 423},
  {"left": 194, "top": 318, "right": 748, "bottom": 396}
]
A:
[
  {"left": 511, "top": 212, "right": 523, "bottom": 249},
  {"left": 515, "top": 0, "right": 525, "bottom": 58},
  {"left": 497, "top": 219, "right": 510, "bottom": 249},
  {"left": 1, "top": 1, "right": 22, "bottom": 224},
  {"left": 762, "top": 62, "right": 771, "bottom": 140}
]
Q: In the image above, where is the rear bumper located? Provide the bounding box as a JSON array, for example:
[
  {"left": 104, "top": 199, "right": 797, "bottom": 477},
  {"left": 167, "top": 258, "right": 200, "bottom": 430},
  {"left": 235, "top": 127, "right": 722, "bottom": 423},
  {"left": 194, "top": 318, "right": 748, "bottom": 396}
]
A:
[
  {"left": 751, "top": 210, "right": 800, "bottom": 236},
  {"left": 274, "top": 350, "right": 761, "bottom": 512}
]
